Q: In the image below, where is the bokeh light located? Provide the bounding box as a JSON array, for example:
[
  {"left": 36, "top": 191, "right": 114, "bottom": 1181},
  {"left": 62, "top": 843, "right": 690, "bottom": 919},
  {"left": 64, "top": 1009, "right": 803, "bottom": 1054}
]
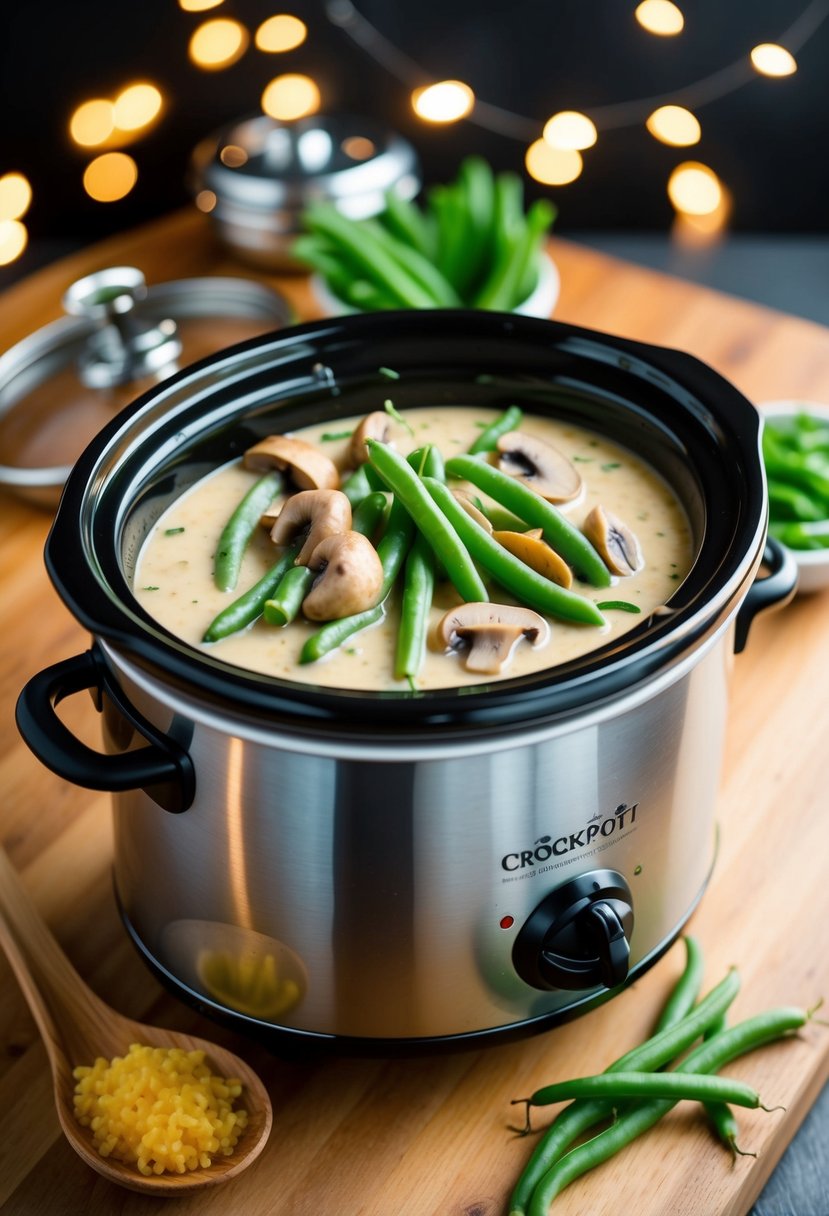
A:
[
  {"left": 635, "top": 0, "right": 685, "bottom": 35},
  {"left": 0, "top": 219, "right": 28, "bottom": 266},
  {"left": 83, "top": 152, "right": 139, "bottom": 202},
  {"left": 70, "top": 99, "right": 116, "bottom": 148},
  {"left": 673, "top": 185, "right": 732, "bottom": 247},
  {"left": 0, "top": 173, "right": 32, "bottom": 222},
  {"left": 113, "top": 83, "right": 163, "bottom": 132},
  {"left": 195, "top": 189, "right": 218, "bottom": 212},
  {"left": 189, "top": 18, "right": 249, "bottom": 69},
  {"left": 179, "top": 0, "right": 224, "bottom": 9},
  {"left": 341, "top": 136, "right": 376, "bottom": 160},
  {"left": 646, "top": 105, "right": 701, "bottom": 146},
  {"left": 411, "top": 81, "right": 475, "bottom": 123},
  {"left": 543, "top": 111, "right": 597, "bottom": 151},
  {"left": 261, "top": 74, "right": 320, "bottom": 121},
  {"left": 525, "top": 140, "right": 583, "bottom": 186},
  {"left": 667, "top": 161, "right": 723, "bottom": 215},
  {"left": 255, "top": 14, "right": 307, "bottom": 53},
  {"left": 219, "top": 144, "right": 249, "bottom": 167},
  {"left": 750, "top": 43, "right": 797, "bottom": 77}
]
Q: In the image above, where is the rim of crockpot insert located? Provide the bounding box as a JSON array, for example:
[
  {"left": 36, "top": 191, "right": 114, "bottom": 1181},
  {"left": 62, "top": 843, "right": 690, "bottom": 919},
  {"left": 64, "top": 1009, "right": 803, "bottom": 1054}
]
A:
[{"left": 45, "top": 310, "right": 767, "bottom": 735}]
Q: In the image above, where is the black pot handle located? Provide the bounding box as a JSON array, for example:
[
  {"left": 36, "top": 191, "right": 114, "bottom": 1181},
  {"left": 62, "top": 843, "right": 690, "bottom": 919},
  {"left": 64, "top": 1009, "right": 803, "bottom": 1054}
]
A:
[
  {"left": 734, "top": 536, "right": 798, "bottom": 654},
  {"left": 15, "top": 649, "right": 195, "bottom": 813}
]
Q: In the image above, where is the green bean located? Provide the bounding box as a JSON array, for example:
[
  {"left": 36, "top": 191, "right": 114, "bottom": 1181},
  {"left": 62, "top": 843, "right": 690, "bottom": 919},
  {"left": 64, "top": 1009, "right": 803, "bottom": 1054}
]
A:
[
  {"left": 654, "top": 935, "right": 704, "bottom": 1033},
  {"left": 763, "top": 431, "right": 829, "bottom": 502},
  {"left": 508, "top": 964, "right": 739, "bottom": 1215},
  {"left": 475, "top": 198, "right": 555, "bottom": 312},
  {"left": 767, "top": 478, "right": 826, "bottom": 522},
  {"left": 351, "top": 491, "right": 389, "bottom": 539},
  {"left": 365, "top": 217, "right": 461, "bottom": 307},
  {"left": 454, "top": 155, "right": 496, "bottom": 298},
  {"left": 366, "top": 440, "right": 488, "bottom": 604},
  {"left": 213, "top": 471, "right": 283, "bottom": 592},
  {"left": 299, "top": 497, "right": 415, "bottom": 663},
  {"left": 303, "top": 203, "right": 439, "bottom": 309},
  {"left": 525, "top": 1006, "right": 806, "bottom": 1216},
  {"left": 291, "top": 235, "right": 356, "bottom": 302},
  {"left": 704, "top": 1098, "right": 756, "bottom": 1158},
  {"left": 203, "top": 546, "right": 298, "bottom": 642},
  {"left": 341, "top": 465, "right": 373, "bottom": 507},
  {"left": 394, "top": 533, "right": 435, "bottom": 682},
  {"left": 407, "top": 444, "right": 446, "bottom": 481},
  {"left": 429, "top": 183, "right": 467, "bottom": 288},
  {"left": 423, "top": 479, "right": 605, "bottom": 626},
  {"left": 262, "top": 565, "right": 315, "bottom": 627},
  {"left": 771, "top": 519, "right": 829, "bottom": 549},
  {"left": 299, "top": 603, "right": 385, "bottom": 662},
  {"left": 381, "top": 187, "right": 436, "bottom": 261},
  {"left": 445, "top": 454, "right": 611, "bottom": 586},
  {"left": 467, "top": 406, "right": 524, "bottom": 455},
  {"left": 527, "top": 1071, "right": 764, "bottom": 1110}
]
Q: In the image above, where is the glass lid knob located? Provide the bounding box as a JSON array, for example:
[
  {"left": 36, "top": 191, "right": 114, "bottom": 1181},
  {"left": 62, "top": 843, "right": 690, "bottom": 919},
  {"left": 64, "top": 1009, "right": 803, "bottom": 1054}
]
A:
[{"left": 62, "top": 267, "right": 182, "bottom": 389}]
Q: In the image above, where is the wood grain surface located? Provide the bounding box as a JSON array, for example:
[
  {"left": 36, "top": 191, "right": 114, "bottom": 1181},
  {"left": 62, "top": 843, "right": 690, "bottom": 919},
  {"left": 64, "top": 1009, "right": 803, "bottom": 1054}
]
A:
[{"left": 1, "top": 210, "right": 828, "bottom": 1216}]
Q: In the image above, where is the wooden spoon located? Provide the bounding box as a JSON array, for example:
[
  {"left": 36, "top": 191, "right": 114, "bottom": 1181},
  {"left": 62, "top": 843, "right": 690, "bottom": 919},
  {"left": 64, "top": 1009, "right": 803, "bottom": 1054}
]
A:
[{"left": 0, "top": 845, "right": 273, "bottom": 1196}]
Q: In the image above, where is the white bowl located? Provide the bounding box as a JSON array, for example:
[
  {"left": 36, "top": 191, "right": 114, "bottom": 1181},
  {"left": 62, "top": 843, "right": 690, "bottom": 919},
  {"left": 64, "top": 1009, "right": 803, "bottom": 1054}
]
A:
[
  {"left": 759, "top": 398, "right": 829, "bottom": 593},
  {"left": 311, "top": 250, "right": 560, "bottom": 320}
]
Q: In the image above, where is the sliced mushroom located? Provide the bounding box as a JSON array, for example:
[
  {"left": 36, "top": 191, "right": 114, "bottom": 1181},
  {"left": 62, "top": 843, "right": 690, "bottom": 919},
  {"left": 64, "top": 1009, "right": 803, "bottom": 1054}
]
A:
[
  {"left": 583, "top": 505, "right": 644, "bottom": 576},
  {"left": 244, "top": 435, "right": 339, "bottom": 491},
  {"left": 348, "top": 411, "right": 392, "bottom": 467},
  {"left": 302, "top": 531, "right": 384, "bottom": 621},
  {"left": 492, "top": 529, "right": 573, "bottom": 589},
  {"left": 451, "top": 490, "right": 494, "bottom": 534},
  {"left": 270, "top": 489, "right": 352, "bottom": 566},
  {"left": 436, "top": 602, "right": 550, "bottom": 675},
  {"left": 496, "top": 431, "right": 582, "bottom": 503}
]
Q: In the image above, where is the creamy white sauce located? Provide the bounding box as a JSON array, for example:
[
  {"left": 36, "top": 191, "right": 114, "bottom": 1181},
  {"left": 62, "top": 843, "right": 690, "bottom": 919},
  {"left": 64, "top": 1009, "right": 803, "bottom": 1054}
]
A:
[{"left": 134, "top": 406, "right": 692, "bottom": 691}]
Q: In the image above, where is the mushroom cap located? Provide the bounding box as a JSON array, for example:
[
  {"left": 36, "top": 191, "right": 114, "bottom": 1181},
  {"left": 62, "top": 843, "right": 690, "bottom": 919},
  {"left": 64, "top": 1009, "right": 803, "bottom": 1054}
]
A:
[
  {"left": 436, "top": 602, "right": 550, "bottom": 675},
  {"left": 492, "top": 529, "right": 573, "bottom": 588},
  {"left": 496, "top": 431, "right": 582, "bottom": 503},
  {"left": 244, "top": 435, "right": 339, "bottom": 491},
  {"left": 270, "top": 489, "right": 352, "bottom": 566},
  {"left": 348, "top": 411, "right": 392, "bottom": 467},
  {"left": 583, "top": 505, "right": 644, "bottom": 576},
  {"left": 302, "top": 530, "right": 384, "bottom": 621},
  {"left": 451, "top": 490, "right": 494, "bottom": 534}
]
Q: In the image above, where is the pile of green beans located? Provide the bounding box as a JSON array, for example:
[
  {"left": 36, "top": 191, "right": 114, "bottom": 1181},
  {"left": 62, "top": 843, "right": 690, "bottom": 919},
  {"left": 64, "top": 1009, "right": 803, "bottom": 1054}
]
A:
[
  {"left": 294, "top": 157, "right": 557, "bottom": 313},
  {"left": 508, "top": 938, "right": 819, "bottom": 1215},
  {"left": 764, "top": 411, "right": 829, "bottom": 549}
]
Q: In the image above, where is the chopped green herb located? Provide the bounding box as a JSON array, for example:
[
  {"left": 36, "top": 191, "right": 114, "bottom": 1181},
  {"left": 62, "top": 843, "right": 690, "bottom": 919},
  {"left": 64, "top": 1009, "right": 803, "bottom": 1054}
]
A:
[
  {"left": 345, "top": 646, "right": 358, "bottom": 655},
  {"left": 321, "top": 429, "right": 354, "bottom": 441},
  {"left": 164, "top": 526, "right": 185, "bottom": 536},
  {"left": 474, "top": 420, "right": 490, "bottom": 429},
  {"left": 142, "top": 585, "right": 160, "bottom": 591},
  {"left": 378, "top": 366, "right": 400, "bottom": 380},
  {"left": 656, "top": 530, "right": 665, "bottom": 537},
  {"left": 601, "top": 462, "right": 621, "bottom": 472},
  {"left": 597, "top": 600, "right": 642, "bottom": 613},
  {"left": 572, "top": 455, "right": 594, "bottom": 463},
  {"left": 670, "top": 573, "right": 680, "bottom": 580},
  {"left": 384, "top": 398, "right": 414, "bottom": 436}
]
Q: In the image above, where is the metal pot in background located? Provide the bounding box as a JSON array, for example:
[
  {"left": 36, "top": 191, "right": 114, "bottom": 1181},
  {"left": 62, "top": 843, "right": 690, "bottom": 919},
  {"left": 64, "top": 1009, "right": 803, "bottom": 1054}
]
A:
[
  {"left": 0, "top": 267, "right": 291, "bottom": 509},
  {"left": 189, "top": 113, "right": 421, "bottom": 270},
  {"left": 15, "top": 312, "right": 797, "bottom": 1052}
]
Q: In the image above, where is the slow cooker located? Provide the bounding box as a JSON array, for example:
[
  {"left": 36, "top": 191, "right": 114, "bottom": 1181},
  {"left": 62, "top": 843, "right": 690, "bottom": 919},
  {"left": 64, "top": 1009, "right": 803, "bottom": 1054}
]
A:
[{"left": 16, "top": 311, "right": 796, "bottom": 1052}]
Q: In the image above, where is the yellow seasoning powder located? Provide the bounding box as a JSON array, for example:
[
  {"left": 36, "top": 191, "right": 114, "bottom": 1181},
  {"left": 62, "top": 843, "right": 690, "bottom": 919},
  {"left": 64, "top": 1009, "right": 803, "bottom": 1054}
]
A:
[{"left": 72, "top": 1043, "right": 248, "bottom": 1176}]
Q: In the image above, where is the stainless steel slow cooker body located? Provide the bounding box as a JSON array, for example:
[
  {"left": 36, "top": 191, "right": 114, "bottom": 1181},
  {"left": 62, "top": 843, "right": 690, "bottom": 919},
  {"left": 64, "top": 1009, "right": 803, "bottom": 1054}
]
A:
[{"left": 17, "top": 311, "right": 795, "bottom": 1051}]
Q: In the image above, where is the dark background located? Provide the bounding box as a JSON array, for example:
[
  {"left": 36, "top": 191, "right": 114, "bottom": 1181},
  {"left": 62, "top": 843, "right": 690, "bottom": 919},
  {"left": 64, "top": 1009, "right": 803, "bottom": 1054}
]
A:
[{"left": 2, "top": 0, "right": 827, "bottom": 281}]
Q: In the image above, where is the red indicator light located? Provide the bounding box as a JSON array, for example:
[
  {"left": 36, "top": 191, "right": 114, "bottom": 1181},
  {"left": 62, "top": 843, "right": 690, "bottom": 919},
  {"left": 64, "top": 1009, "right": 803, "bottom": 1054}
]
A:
[{"left": 499, "top": 915, "right": 515, "bottom": 930}]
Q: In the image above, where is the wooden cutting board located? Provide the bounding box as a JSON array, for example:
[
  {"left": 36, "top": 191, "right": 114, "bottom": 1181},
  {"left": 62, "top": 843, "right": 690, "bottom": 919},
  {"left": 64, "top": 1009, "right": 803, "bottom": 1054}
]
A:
[{"left": 0, "top": 211, "right": 828, "bottom": 1216}]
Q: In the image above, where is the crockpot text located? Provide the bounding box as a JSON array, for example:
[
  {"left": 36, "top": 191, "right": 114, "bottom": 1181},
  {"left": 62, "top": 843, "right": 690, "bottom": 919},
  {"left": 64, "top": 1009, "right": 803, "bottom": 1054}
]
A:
[{"left": 501, "top": 803, "right": 639, "bottom": 872}]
